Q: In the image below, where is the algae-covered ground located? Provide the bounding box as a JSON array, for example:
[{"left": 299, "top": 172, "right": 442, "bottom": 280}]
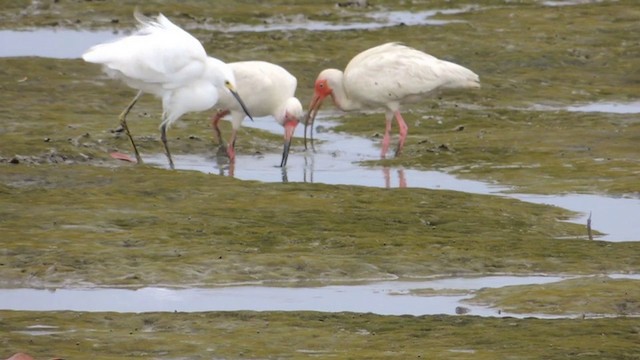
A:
[
  {"left": 466, "top": 276, "right": 640, "bottom": 316},
  {"left": 1, "top": 0, "right": 640, "bottom": 359},
  {"left": 2, "top": 310, "right": 640, "bottom": 359}
]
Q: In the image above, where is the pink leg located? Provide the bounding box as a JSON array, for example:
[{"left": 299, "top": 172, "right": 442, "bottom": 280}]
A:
[
  {"left": 383, "top": 167, "right": 391, "bottom": 188},
  {"left": 381, "top": 111, "right": 393, "bottom": 158},
  {"left": 227, "top": 129, "right": 237, "bottom": 163},
  {"left": 394, "top": 110, "right": 408, "bottom": 156},
  {"left": 398, "top": 168, "right": 407, "bottom": 188},
  {"left": 211, "top": 109, "right": 230, "bottom": 145},
  {"left": 228, "top": 162, "right": 235, "bottom": 177}
]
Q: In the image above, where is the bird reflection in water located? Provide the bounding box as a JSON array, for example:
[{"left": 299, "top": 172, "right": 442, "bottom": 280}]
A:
[
  {"left": 214, "top": 152, "right": 407, "bottom": 189},
  {"left": 383, "top": 167, "right": 407, "bottom": 189}
]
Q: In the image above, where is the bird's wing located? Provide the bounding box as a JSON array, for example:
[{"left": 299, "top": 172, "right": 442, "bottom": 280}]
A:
[
  {"left": 344, "top": 43, "right": 477, "bottom": 105},
  {"left": 344, "top": 43, "right": 439, "bottom": 103},
  {"left": 217, "top": 61, "right": 297, "bottom": 116},
  {"left": 83, "top": 13, "right": 207, "bottom": 90}
]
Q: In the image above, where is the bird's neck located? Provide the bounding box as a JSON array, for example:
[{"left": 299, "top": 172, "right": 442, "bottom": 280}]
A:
[{"left": 326, "top": 71, "right": 362, "bottom": 112}]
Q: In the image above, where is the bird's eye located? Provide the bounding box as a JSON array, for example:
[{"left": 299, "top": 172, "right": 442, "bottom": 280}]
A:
[
  {"left": 225, "top": 80, "right": 231, "bottom": 85},
  {"left": 318, "top": 83, "right": 324, "bottom": 88}
]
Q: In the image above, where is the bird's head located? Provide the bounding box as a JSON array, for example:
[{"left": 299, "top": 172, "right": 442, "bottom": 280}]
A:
[
  {"left": 312, "top": 68, "right": 340, "bottom": 101},
  {"left": 206, "top": 57, "right": 253, "bottom": 122},
  {"left": 313, "top": 77, "right": 332, "bottom": 100},
  {"left": 279, "top": 97, "right": 304, "bottom": 168},
  {"left": 303, "top": 68, "right": 340, "bottom": 150},
  {"left": 284, "top": 97, "right": 304, "bottom": 122}
]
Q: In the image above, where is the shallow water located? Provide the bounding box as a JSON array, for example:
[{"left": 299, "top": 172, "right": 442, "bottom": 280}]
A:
[
  {"left": 531, "top": 101, "right": 640, "bottom": 114},
  {"left": 566, "top": 101, "right": 640, "bottom": 114},
  {"left": 0, "top": 275, "right": 572, "bottom": 318},
  {"left": 0, "top": 8, "right": 469, "bottom": 59},
  {"left": 2, "top": 274, "right": 638, "bottom": 318},
  {"left": 542, "top": 0, "right": 603, "bottom": 6},
  {"left": 0, "top": 29, "right": 122, "bottom": 59},
  {"left": 201, "top": 9, "right": 467, "bottom": 32},
  {"left": 147, "top": 116, "right": 640, "bottom": 242}
]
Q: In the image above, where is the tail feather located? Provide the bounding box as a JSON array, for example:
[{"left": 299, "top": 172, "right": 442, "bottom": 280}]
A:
[
  {"left": 82, "top": 43, "right": 112, "bottom": 64},
  {"left": 133, "top": 10, "right": 184, "bottom": 35},
  {"left": 439, "top": 60, "right": 481, "bottom": 89}
]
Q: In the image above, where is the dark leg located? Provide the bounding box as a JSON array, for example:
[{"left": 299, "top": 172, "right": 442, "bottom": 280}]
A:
[
  {"left": 118, "top": 90, "right": 144, "bottom": 164},
  {"left": 160, "top": 123, "right": 174, "bottom": 170}
]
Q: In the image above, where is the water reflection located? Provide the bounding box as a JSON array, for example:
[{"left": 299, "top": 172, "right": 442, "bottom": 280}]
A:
[
  {"left": 145, "top": 115, "right": 640, "bottom": 242},
  {"left": 383, "top": 167, "right": 407, "bottom": 188}
]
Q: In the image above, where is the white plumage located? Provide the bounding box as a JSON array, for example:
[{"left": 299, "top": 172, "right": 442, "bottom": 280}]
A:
[
  {"left": 305, "top": 42, "right": 480, "bottom": 157},
  {"left": 212, "top": 61, "right": 303, "bottom": 167},
  {"left": 83, "top": 11, "right": 251, "bottom": 168}
]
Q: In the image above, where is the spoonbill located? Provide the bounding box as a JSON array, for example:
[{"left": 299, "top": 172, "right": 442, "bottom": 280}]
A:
[
  {"left": 82, "top": 11, "right": 252, "bottom": 169},
  {"left": 212, "top": 61, "right": 303, "bottom": 167},
  {"left": 304, "top": 42, "right": 480, "bottom": 157}
]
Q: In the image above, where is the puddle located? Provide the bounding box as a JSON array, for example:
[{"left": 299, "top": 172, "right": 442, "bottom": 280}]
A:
[
  {"left": 2, "top": 274, "right": 638, "bottom": 317},
  {"left": 511, "top": 194, "right": 640, "bottom": 242},
  {"left": 0, "top": 29, "right": 122, "bottom": 59},
  {"left": 0, "top": 8, "right": 470, "bottom": 58},
  {"left": 530, "top": 101, "right": 640, "bottom": 114},
  {"left": 566, "top": 101, "right": 640, "bottom": 114},
  {"left": 149, "top": 120, "right": 503, "bottom": 193},
  {"left": 0, "top": 275, "right": 584, "bottom": 318},
  {"left": 146, "top": 115, "right": 640, "bottom": 242},
  {"left": 201, "top": 9, "right": 468, "bottom": 33},
  {"left": 542, "top": 0, "right": 604, "bottom": 6}
]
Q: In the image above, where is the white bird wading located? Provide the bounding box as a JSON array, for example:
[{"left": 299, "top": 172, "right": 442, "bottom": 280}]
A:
[
  {"left": 304, "top": 42, "right": 480, "bottom": 158},
  {"left": 83, "top": 11, "right": 252, "bottom": 168}
]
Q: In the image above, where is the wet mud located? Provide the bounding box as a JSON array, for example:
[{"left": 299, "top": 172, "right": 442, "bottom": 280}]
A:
[{"left": 1, "top": 1, "right": 640, "bottom": 359}]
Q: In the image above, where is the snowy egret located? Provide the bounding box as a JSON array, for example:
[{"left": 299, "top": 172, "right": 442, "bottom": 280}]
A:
[
  {"left": 211, "top": 61, "right": 303, "bottom": 167},
  {"left": 304, "top": 42, "right": 480, "bottom": 157},
  {"left": 83, "top": 11, "right": 252, "bottom": 169}
]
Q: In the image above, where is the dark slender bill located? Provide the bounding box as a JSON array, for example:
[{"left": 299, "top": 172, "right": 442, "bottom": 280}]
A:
[
  {"left": 280, "top": 139, "right": 291, "bottom": 167},
  {"left": 230, "top": 89, "right": 254, "bottom": 122}
]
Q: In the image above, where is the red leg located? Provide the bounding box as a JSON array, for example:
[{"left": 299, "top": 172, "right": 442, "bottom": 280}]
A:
[
  {"left": 383, "top": 167, "right": 391, "bottom": 188},
  {"left": 227, "top": 129, "right": 237, "bottom": 162},
  {"left": 398, "top": 168, "right": 407, "bottom": 188},
  {"left": 211, "top": 109, "right": 230, "bottom": 145}
]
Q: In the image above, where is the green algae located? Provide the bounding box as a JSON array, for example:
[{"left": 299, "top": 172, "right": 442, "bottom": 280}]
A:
[
  {"left": 6, "top": 164, "right": 636, "bottom": 288},
  {"left": 466, "top": 276, "right": 640, "bottom": 316},
  {"left": 2, "top": 310, "right": 640, "bottom": 360}
]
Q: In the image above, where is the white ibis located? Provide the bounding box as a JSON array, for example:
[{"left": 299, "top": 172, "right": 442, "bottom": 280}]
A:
[
  {"left": 212, "top": 61, "right": 303, "bottom": 167},
  {"left": 304, "top": 42, "right": 480, "bottom": 157},
  {"left": 82, "top": 11, "right": 252, "bottom": 169}
]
